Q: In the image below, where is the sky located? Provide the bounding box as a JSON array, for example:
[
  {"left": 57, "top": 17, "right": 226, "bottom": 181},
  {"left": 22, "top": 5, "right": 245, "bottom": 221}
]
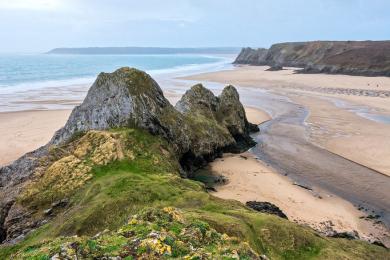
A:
[{"left": 0, "top": 0, "right": 389, "bottom": 53}]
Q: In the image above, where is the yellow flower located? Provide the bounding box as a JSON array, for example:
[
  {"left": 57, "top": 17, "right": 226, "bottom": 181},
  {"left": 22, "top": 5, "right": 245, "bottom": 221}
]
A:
[
  {"left": 221, "top": 233, "right": 230, "bottom": 241},
  {"left": 128, "top": 218, "right": 138, "bottom": 225}
]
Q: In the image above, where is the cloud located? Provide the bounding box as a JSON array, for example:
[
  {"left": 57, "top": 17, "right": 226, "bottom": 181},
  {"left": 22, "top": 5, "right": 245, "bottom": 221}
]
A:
[
  {"left": 0, "top": 0, "right": 389, "bottom": 52},
  {"left": 0, "top": 0, "right": 65, "bottom": 10}
]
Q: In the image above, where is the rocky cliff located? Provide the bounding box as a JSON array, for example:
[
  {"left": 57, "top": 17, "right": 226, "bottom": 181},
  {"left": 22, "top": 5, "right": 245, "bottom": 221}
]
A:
[
  {"left": 233, "top": 47, "right": 269, "bottom": 65},
  {"left": 0, "top": 67, "right": 258, "bottom": 244},
  {"left": 234, "top": 41, "right": 390, "bottom": 76}
]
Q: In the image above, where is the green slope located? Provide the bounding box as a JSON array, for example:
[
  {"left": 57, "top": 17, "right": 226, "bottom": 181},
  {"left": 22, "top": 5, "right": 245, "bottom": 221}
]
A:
[{"left": 1, "top": 129, "right": 388, "bottom": 259}]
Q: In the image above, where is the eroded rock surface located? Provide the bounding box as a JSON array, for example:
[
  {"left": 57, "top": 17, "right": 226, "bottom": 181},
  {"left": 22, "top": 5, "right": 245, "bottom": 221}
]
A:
[{"left": 0, "top": 67, "right": 258, "bottom": 243}]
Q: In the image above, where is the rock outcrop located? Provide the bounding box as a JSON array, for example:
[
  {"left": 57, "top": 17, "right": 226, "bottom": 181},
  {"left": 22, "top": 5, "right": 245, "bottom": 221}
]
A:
[
  {"left": 246, "top": 201, "right": 288, "bottom": 219},
  {"left": 233, "top": 47, "right": 269, "bottom": 65},
  {"left": 0, "top": 67, "right": 258, "bottom": 243},
  {"left": 175, "top": 84, "right": 258, "bottom": 154},
  {"left": 234, "top": 41, "right": 390, "bottom": 76}
]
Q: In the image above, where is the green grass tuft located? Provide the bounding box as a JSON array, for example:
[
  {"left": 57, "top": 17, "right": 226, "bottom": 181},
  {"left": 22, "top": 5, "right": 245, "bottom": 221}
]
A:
[{"left": 1, "top": 128, "right": 388, "bottom": 259}]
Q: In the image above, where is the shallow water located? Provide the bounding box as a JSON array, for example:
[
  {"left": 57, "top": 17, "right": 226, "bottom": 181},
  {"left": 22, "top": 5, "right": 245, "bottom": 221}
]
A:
[
  {"left": 246, "top": 91, "right": 390, "bottom": 228},
  {"left": 178, "top": 79, "right": 390, "bottom": 228},
  {"left": 327, "top": 97, "right": 390, "bottom": 125}
]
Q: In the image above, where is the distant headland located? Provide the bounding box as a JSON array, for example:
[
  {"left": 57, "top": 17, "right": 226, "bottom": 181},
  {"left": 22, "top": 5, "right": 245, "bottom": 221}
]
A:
[
  {"left": 234, "top": 41, "right": 390, "bottom": 77},
  {"left": 46, "top": 47, "right": 241, "bottom": 55}
]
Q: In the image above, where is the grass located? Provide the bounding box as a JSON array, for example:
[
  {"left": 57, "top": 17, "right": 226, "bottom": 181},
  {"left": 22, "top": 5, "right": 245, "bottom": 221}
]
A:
[
  {"left": 1, "top": 128, "right": 389, "bottom": 259},
  {"left": 10, "top": 207, "right": 259, "bottom": 259}
]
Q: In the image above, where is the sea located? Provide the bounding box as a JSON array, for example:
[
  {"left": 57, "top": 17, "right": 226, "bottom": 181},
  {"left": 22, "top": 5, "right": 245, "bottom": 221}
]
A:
[{"left": 0, "top": 53, "right": 234, "bottom": 112}]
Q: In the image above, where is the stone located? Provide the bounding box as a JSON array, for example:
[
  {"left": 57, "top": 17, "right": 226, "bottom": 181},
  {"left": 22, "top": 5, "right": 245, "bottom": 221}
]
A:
[
  {"left": 329, "top": 230, "right": 360, "bottom": 240},
  {"left": 266, "top": 65, "right": 283, "bottom": 71},
  {"left": 43, "top": 208, "right": 53, "bottom": 216},
  {"left": 246, "top": 201, "right": 288, "bottom": 219}
]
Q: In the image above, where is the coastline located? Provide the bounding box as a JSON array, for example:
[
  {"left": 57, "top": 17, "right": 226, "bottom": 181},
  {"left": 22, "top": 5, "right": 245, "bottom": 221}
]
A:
[
  {"left": 181, "top": 65, "right": 390, "bottom": 246},
  {"left": 1, "top": 64, "right": 389, "bottom": 247},
  {"left": 207, "top": 152, "right": 389, "bottom": 245},
  {"left": 181, "top": 66, "right": 390, "bottom": 177}
]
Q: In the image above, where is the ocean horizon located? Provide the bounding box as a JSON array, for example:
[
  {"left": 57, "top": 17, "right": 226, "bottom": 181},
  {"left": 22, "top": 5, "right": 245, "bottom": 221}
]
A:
[{"left": 0, "top": 53, "right": 233, "bottom": 112}]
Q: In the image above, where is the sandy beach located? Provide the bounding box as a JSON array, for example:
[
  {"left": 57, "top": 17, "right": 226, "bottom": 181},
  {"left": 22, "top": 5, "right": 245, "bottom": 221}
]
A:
[
  {"left": 1, "top": 66, "right": 389, "bottom": 246},
  {"left": 0, "top": 110, "right": 71, "bottom": 166},
  {"left": 207, "top": 153, "right": 389, "bottom": 245},
  {"left": 182, "top": 66, "right": 390, "bottom": 177},
  {"left": 0, "top": 106, "right": 264, "bottom": 167},
  {"left": 182, "top": 65, "right": 390, "bottom": 245}
]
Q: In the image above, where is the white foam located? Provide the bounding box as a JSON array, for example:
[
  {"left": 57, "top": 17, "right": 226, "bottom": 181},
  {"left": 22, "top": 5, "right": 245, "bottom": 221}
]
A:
[{"left": 0, "top": 55, "right": 233, "bottom": 112}]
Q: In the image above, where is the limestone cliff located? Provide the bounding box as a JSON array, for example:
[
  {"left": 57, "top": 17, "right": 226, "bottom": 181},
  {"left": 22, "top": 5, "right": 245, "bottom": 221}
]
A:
[
  {"left": 234, "top": 41, "right": 390, "bottom": 76},
  {"left": 233, "top": 47, "right": 268, "bottom": 65}
]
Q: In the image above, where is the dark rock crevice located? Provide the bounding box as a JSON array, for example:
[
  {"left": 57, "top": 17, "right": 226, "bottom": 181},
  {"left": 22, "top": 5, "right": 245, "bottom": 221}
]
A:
[{"left": 0, "top": 201, "right": 13, "bottom": 243}]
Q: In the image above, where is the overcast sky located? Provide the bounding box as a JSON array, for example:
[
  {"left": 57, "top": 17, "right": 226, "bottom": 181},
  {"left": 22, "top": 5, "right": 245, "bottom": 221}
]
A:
[{"left": 0, "top": 0, "right": 389, "bottom": 53}]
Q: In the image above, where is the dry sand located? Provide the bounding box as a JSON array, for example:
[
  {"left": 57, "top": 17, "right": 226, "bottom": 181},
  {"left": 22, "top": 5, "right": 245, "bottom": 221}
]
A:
[
  {"left": 0, "top": 110, "right": 71, "bottom": 166},
  {"left": 0, "top": 106, "right": 266, "bottom": 167},
  {"left": 183, "top": 66, "right": 390, "bottom": 176},
  {"left": 244, "top": 106, "right": 270, "bottom": 125},
  {"left": 1, "top": 67, "right": 389, "bottom": 245},
  {"left": 208, "top": 153, "right": 389, "bottom": 245},
  {"left": 183, "top": 66, "right": 390, "bottom": 245},
  {"left": 184, "top": 65, "right": 390, "bottom": 92}
]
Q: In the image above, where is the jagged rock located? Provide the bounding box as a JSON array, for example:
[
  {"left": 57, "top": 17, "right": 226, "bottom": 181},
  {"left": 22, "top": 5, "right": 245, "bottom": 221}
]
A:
[
  {"left": 0, "top": 67, "right": 258, "bottom": 243},
  {"left": 218, "top": 85, "right": 259, "bottom": 146},
  {"left": 175, "top": 83, "right": 219, "bottom": 117},
  {"left": 246, "top": 201, "right": 288, "bottom": 219},
  {"left": 175, "top": 83, "right": 258, "bottom": 173},
  {"left": 233, "top": 47, "right": 268, "bottom": 65},
  {"left": 50, "top": 67, "right": 183, "bottom": 147}
]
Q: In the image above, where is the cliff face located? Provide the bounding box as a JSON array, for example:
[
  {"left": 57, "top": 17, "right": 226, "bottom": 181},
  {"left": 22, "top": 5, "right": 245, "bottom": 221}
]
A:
[
  {"left": 234, "top": 41, "right": 390, "bottom": 76},
  {"left": 233, "top": 47, "right": 268, "bottom": 65},
  {"left": 0, "top": 67, "right": 258, "bottom": 243}
]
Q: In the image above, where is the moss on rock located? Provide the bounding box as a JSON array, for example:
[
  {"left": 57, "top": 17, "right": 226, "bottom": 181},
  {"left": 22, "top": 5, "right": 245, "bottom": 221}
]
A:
[{"left": 11, "top": 207, "right": 259, "bottom": 259}]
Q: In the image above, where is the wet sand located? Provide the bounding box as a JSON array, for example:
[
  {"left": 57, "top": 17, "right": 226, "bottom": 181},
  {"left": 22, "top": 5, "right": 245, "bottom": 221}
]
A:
[
  {"left": 1, "top": 67, "right": 390, "bottom": 246},
  {"left": 182, "top": 66, "right": 390, "bottom": 234}
]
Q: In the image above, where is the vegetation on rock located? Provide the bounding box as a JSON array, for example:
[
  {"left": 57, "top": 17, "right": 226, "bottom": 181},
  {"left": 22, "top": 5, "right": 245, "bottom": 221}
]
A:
[
  {"left": 0, "top": 68, "right": 389, "bottom": 259},
  {"left": 1, "top": 129, "right": 389, "bottom": 259},
  {"left": 11, "top": 207, "right": 259, "bottom": 259}
]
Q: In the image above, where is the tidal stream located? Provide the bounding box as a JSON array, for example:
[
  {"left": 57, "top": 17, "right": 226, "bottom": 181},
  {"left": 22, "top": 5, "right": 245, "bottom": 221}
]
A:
[
  {"left": 241, "top": 88, "right": 390, "bottom": 228},
  {"left": 171, "top": 79, "right": 390, "bottom": 228}
]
